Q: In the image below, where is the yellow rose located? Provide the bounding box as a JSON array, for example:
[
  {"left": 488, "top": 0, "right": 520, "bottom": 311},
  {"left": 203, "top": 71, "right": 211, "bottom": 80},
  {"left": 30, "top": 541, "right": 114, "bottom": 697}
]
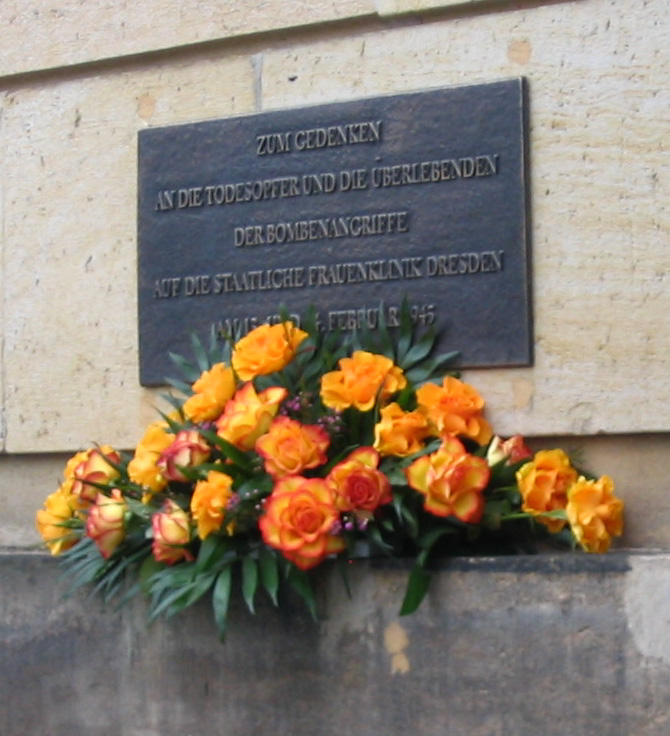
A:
[
  {"left": 183, "top": 362, "right": 236, "bottom": 423},
  {"left": 373, "top": 402, "right": 430, "bottom": 457},
  {"left": 63, "top": 450, "right": 91, "bottom": 485},
  {"left": 71, "top": 446, "right": 121, "bottom": 503},
  {"left": 128, "top": 420, "right": 174, "bottom": 495},
  {"left": 232, "top": 322, "right": 308, "bottom": 381},
  {"left": 567, "top": 475, "right": 624, "bottom": 553},
  {"left": 320, "top": 351, "right": 407, "bottom": 412},
  {"left": 416, "top": 376, "right": 492, "bottom": 446},
  {"left": 191, "top": 470, "right": 235, "bottom": 539},
  {"left": 216, "top": 383, "right": 287, "bottom": 451},
  {"left": 35, "top": 485, "right": 81, "bottom": 555},
  {"left": 259, "top": 476, "right": 345, "bottom": 570},
  {"left": 151, "top": 500, "right": 193, "bottom": 565},
  {"left": 405, "top": 436, "right": 490, "bottom": 523},
  {"left": 516, "top": 449, "right": 578, "bottom": 533},
  {"left": 86, "top": 489, "right": 127, "bottom": 559},
  {"left": 255, "top": 416, "right": 330, "bottom": 479}
]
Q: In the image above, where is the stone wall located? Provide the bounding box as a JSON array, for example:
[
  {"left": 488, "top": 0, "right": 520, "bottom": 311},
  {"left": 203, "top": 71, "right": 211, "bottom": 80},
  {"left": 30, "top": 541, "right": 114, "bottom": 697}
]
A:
[
  {"left": 3, "top": 551, "right": 670, "bottom": 736},
  {"left": 2, "top": 0, "right": 668, "bottom": 548},
  {"left": 2, "top": 4, "right": 670, "bottom": 733}
]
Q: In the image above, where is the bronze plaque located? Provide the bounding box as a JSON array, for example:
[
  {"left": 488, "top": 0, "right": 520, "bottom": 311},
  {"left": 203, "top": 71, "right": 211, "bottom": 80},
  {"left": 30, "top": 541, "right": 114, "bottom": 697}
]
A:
[{"left": 138, "top": 78, "right": 531, "bottom": 385}]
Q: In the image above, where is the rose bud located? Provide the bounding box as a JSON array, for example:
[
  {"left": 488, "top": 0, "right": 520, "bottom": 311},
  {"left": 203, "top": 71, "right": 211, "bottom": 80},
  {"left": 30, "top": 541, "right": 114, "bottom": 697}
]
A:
[
  {"left": 151, "top": 499, "right": 194, "bottom": 565},
  {"left": 71, "top": 446, "right": 121, "bottom": 503},
  {"left": 486, "top": 435, "right": 532, "bottom": 467},
  {"left": 156, "top": 429, "right": 210, "bottom": 482},
  {"left": 86, "top": 489, "right": 127, "bottom": 559}
]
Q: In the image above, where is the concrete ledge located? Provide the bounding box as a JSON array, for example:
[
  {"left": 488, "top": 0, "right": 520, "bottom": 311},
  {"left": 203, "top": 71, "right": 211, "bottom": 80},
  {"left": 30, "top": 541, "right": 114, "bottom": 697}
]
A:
[{"left": 2, "top": 550, "right": 669, "bottom": 735}]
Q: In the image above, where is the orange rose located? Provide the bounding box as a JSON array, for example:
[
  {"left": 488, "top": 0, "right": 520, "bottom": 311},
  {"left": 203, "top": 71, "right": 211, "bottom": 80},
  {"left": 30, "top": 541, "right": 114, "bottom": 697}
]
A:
[
  {"left": 516, "top": 449, "right": 578, "bottom": 533},
  {"left": 190, "top": 470, "right": 235, "bottom": 539},
  {"left": 151, "top": 499, "right": 193, "bottom": 564},
  {"left": 259, "top": 476, "right": 345, "bottom": 570},
  {"left": 406, "top": 436, "right": 490, "bottom": 523},
  {"left": 71, "top": 446, "right": 121, "bottom": 503},
  {"left": 327, "top": 447, "right": 391, "bottom": 513},
  {"left": 567, "top": 475, "right": 623, "bottom": 553},
  {"left": 86, "top": 489, "right": 127, "bottom": 558},
  {"left": 216, "top": 383, "right": 287, "bottom": 451},
  {"left": 183, "top": 362, "right": 236, "bottom": 423},
  {"left": 255, "top": 416, "right": 330, "bottom": 479},
  {"left": 128, "top": 420, "right": 174, "bottom": 495},
  {"left": 232, "top": 322, "right": 308, "bottom": 381},
  {"left": 320, "top": 351, "right": 407, "bottom": 412},
  {"left": 157, "top": 429, "right": 210, "bottom": 482},
  {"left": 35, "top": 486, "right": 81, "bottom": 555},
  {"left": 373, "top": 402, "right": 430, "bottom": 457},
  {"left": 416, "top": 376, "right": 492, "bottom": 445},
  {"left": 486, "top": 435, "right": 533, "bottom": 466}
]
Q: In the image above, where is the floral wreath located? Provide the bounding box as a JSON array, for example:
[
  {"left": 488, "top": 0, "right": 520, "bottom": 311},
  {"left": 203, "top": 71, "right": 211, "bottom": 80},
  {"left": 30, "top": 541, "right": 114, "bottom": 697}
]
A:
[{"left": 36, "top": 307, "right": 623, "bottom": 639}]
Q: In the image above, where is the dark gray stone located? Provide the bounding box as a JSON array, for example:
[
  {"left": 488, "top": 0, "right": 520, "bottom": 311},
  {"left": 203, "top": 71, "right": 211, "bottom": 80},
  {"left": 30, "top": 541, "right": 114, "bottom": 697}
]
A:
[{"left": 2, "top": 551, "right": 668, "bottom": 736}]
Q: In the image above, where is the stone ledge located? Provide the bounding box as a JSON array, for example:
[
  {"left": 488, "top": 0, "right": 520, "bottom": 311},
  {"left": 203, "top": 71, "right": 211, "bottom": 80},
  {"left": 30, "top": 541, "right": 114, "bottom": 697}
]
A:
[
  {"left": 1, "top": 0, "right": 539, "bottom": 79},
  {"left": 2, "top": 550, "right": 669, "bottom": 736}
]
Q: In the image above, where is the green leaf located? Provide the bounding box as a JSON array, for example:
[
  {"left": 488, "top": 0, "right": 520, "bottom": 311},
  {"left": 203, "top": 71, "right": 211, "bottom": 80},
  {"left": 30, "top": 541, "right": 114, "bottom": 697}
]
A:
[
  {"left": 195, "top": 534, "right": 225, "bottom": 573},
  {"left": 90, "top": 544, "right": 150, "bottom": 602},
  {"left": 399, "top": 503, "right": 419, "bottom": 539},
  {"left": 399, "top": 562, "right": 431, "bottom": 616},
  {"left": 147, "top": 581, "right": 195, "bottom": 623},
  {"left": 212, "top": 566, "right": 233, "bottom": 641},
  {"left": 164, "top": 376, "right": 193, "bottom": 395},
  {"left": 175, "top": 572, "right": 217, "bottom": 612},
  {"left": 417, "top": 525, "right": 457, "bottom": 551},
  {"left": 406, "top": 350, "right": 459, "bottom": 385},
  {"left": 138, "top": 555, "right": 164, "bottom": 592},
  {"left": 286, "top": 566, "right": 318, "bottom": 621},
  {"left": 199, "top": 429, "right": 255, "bottom": 473},
  {"left": 399, "top": 332, "right": 435, "bottom": 369},
  {"left": 241, "top": 557, "right": 258, "bottom": 614},
  {"left": 168, "top": 352, "right": 201, "bottom": 383},
  {"left": 157, "top": 409, "right": 185, "bottom": 434},
  {"left": 157, "top": 392, "right": 184, "bottom": 414},
  {"left": 258, "top": 547, "right": 280, "bottom": 606},
  {"left": 395, "top": 299, "right": 414, "bottom": 364},
  {"left": 190, "top": 332, "right": 210, "bottom": 373},
  {"left": 366, "top": 522, "right": 395, "bottom": 554},
  {"left": 385, "top": 466, "right": 408, "bottom": 486},
  {"left": 373, "top": 303, "right": 394, "bottom": 359}
]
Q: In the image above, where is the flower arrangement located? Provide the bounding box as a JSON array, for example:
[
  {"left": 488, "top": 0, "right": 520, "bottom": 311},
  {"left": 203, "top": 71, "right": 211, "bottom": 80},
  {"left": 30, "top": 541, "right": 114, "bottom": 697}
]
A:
[{"left": 36, "top": 307, "right": 624, "bottom": 639}]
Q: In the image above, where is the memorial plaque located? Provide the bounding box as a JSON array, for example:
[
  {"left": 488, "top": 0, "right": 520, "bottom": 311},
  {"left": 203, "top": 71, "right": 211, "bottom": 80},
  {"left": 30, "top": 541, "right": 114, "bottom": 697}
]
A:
[{"left": 138, "top": 78, "right": 531, "bottom": 385}]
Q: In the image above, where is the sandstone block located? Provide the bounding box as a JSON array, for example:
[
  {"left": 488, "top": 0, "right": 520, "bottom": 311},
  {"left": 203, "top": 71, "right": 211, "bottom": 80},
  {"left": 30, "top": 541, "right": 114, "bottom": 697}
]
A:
[
  {"left": 0, "top": 0, "right": 375, "bottom": 78},
  {"left": 2, "top": 55, "right": 256, "bottom": 453}
]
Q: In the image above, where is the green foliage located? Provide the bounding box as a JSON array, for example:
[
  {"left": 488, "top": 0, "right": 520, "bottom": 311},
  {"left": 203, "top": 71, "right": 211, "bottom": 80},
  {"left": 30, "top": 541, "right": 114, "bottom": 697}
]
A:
[{"left": 41, "top": 301, "right": 613, "bottom": 643}]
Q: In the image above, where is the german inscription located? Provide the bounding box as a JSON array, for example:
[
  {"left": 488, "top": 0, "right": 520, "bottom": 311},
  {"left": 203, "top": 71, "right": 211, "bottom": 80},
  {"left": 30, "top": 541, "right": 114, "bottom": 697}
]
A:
[{"left": 138, "top": 79, "right": 531, "bottom": 385}]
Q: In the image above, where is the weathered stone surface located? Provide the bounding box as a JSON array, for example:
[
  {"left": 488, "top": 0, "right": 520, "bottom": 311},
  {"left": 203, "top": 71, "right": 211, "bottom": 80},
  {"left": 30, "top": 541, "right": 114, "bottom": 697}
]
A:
[
  {"left": 0, "top": 0, "right": 376, "bottom": 78},
  {"left": 2, "top": 550, "right": 670, "bottom": 736},
  {"left": 2, "top": 55, "right": 256, "bottom": 453},
  {"left": 0, "top": 92, "right": 5, "bottom": 451}
]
